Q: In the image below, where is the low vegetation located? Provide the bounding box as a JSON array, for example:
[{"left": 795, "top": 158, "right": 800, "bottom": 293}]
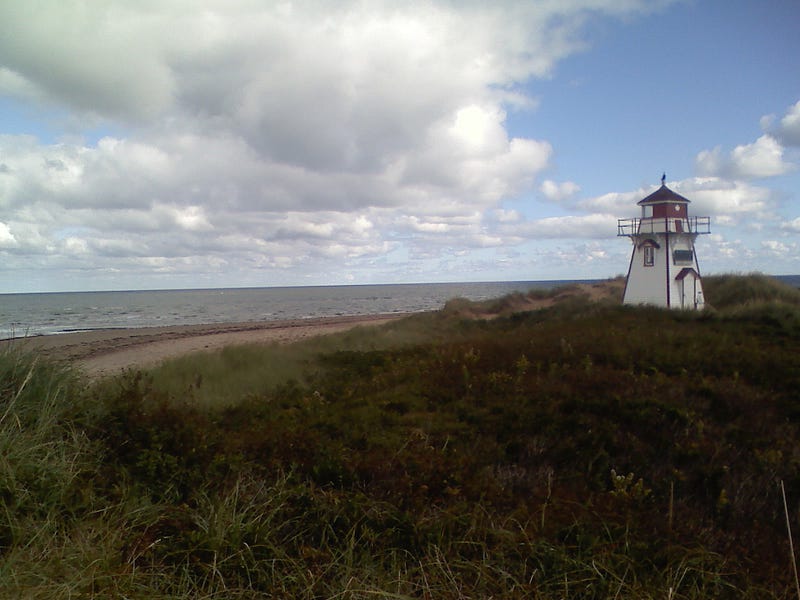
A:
[{"left": 1, "top": 274, "right": 800, "bottom": 598}]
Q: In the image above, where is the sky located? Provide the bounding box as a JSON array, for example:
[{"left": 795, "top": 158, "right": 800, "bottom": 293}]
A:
[{"left": 0, "top": 0, "right": 798, "bottom": 293}]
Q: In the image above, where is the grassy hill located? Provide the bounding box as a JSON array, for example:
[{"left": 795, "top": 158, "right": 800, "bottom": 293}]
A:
[{"left": 1, "top": 274, "right": 800, "bottom": 598}]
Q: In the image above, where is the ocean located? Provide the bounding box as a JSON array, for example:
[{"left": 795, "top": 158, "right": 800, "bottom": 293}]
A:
[{"left": 0, "top": 280, "right": 588, "bottom": 338}]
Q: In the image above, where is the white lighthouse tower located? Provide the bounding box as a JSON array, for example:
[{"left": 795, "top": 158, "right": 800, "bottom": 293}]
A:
[{"left": 618, "top": 175, "right": 710, "bottom": 309}]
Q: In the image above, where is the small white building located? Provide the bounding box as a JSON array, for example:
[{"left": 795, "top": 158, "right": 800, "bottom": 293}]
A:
[{"left": 618, "top": 177, "right": 710, "bottom": 309}]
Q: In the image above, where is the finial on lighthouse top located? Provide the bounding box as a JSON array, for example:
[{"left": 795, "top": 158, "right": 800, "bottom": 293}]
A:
[{"left": 661, "top": 172, "right": 666, "bottom": 185}]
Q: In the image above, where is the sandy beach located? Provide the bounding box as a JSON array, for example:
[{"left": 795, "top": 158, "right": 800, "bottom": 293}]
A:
[{"left": 3, "top": 314, "right": 405, "bottom": 379}]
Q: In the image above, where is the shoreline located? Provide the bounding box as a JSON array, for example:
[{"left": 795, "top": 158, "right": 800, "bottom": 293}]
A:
[
  {"left": 2, "top": 313, "right": 408, "bottom": 378},
  {"left": 1, "top": 278, "right": 630, "bottom": 379}
]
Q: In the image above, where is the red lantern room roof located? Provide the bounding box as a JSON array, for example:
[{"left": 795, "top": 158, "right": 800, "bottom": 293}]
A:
[{"left": 637, "top": 182, "right": 690, "bottom": 206}]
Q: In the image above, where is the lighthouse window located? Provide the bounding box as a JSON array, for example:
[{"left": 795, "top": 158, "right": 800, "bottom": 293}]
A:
[
  {"left": 643, "top": 245, "right": 655, "bottom": 267},
  {"left": 673, "top": 250, "right": 693, "bottom": 264}
]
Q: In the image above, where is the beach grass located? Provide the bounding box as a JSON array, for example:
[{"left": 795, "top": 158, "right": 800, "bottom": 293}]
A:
[
  {"left": 703, "top": 272, "right": 800, "bottom": 309},
  {"left": 1, "top": 274, "right": 799, "bottom": 597},
  {"left": 140, "top": 316, "right": 452, "bottom": 409}
]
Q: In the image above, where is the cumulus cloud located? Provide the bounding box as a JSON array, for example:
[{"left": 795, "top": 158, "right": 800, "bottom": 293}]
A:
[
  {"left": 0, "top": 1, "right": 691, "bottom": 288},
  {"left": 540, "top": 179, "right": 581, "bottom": 202},
  {"left": 581, "top": 176, "right": 774, "bottom": 220},
  {"left": 766, "top": 100, "right": 800, "bottom": 147},
  {"left": 781, "top": 217, "right": 800, "bottom": 233},
  {"left": 761, "top": 240, "right": 794, "bottom": 255},
  {"left": 511, "top": 214, "right": 617, "bottom": 240},
  {"left": 578, "top": 188, "right": 644, "bottom": 214},
  {"left": 696, "top": 135, "right": 793, "bottom": 180},
  {"left": 0, "top": 222, "right": 16, "bottom": 247},
  {"left": 673, "top": 177, "right": 773, "bottom": 218}
]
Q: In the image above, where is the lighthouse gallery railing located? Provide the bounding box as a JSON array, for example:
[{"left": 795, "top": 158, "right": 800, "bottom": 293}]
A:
[{"left": 617, "top": 216, "right": 711, "bottom": 237}]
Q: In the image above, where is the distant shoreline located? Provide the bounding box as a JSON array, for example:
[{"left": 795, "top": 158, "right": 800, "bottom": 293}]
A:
[
  {"left": 2, "top": 313, "right": 407, "bottom": 379},
  {"left": 4, "top": 273, "right": 799, "bottom": 379}
]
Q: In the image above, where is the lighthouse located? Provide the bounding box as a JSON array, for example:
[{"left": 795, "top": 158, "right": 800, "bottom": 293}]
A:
[{"left": 618, "top": 175, "right": 710, "bottom": 309}]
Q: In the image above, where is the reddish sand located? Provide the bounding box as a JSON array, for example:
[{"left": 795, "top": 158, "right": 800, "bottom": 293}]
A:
[{"left": 4, "top": 314, "right": 404, "bottom": 379}]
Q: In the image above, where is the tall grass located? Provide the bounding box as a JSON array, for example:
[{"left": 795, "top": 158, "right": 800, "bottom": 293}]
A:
[
  {"left": 704, "top": 272, "right": 800, "bottom": 309},
  {"left": 0, "top": 347, "right": 107, "bottom": 598},
  {"left": 0, "top": 348, "right": 91, "bottom": 543}
]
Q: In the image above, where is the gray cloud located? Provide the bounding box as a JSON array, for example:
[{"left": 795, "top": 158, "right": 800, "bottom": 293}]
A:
[{"left": 0, "top": 4, "right": 175, "bottom": 122}]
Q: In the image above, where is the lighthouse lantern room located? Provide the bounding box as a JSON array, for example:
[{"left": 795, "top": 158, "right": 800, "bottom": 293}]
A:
[{"left": 618, "top": 175, "right": 710, "bottom": 309}]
